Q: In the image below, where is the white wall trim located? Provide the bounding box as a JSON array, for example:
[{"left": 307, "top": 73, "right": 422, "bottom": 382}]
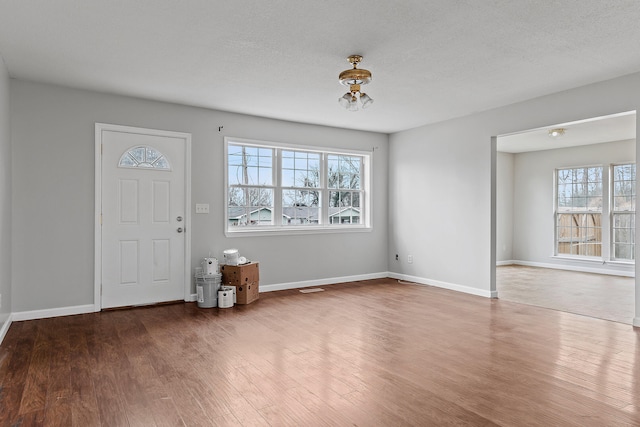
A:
[
  {"left": 388, "top": 272, "right": 496, "bottom": 298},
  {"left": 259, "top": 272, "right": 389, "bottom": 293},
  {"left": 12, "top": 304, "right": 95, "bottom": 322},
  {"left": 187, "top": 272, "right": 389, "bottom": 300},
  {"left": 633, "top": 317, "right": 640, "bottom": 328},
  {"left": 0, "top": 314, "right": 12, "bottom": 345},
  {"left": 94, "top": 123, "right": 102, "bottom": 310},
  {"left": 502, "top": 260, "right": 635, "bottom": 277},
  {"left": 496, "top": 260, "right": 516, "bottom": 266}
]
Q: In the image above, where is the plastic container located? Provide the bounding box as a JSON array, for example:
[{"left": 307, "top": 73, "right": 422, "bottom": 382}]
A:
[
  {"left": 195, "top": 273, "right": 222, "bottom": 308},
  {"left": 218, "top": 286, "right": 234, "bottom": 308},
  {"left": 203, "top": 257, "right": 219, "bottom": 275},
  {"left": 223, "top": 249, "right": 239, "bottom": 266}
]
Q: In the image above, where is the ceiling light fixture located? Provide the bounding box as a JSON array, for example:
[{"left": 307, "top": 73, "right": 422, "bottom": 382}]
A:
[
  {"left": 548, "top": 128, "right": 566, "bottom": 137},
  {"left": 338, "top": 55, "right": 373, "bottom": 111}
]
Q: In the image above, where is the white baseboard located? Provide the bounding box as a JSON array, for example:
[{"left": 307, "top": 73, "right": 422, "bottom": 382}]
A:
[
  {"left": 634, "top": 317, "right": 640, "bottom": 328},
  {"left": 259, "top": 272, "right": 389, "bottom": 293},
  {"left": 496, "top": 260, "right": 516, "bottom": 266},
  {"left": 505, "top": 260, "right": 635, "bottom": 277},
  {"left": 188, "top": 272, "right": 389, "bottom": 299},
  {"left": 388, "top": 272, "right": 495, "bottom": 298},
  {"left": 12, "top": 304, "right": 95, "bottom": 322},
  {"left": 0, "top": 313, "right": 12, "bottom": 345}
]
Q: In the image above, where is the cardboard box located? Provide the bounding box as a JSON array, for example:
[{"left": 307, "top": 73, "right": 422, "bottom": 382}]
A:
[
  {"left": 221, "top": 262, "right": 259, "bottom": 304},
  {"left": 236, "top": 281, "right": 259, "bottom": 305}
]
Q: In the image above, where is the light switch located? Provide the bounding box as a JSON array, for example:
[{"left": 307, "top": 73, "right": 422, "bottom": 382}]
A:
[{"left": 195, "top": 203, "right": 210, "bottom": 214}]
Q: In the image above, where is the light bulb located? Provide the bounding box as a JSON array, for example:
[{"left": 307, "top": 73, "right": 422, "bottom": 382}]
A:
[
  {"left": 338, "top": 93, "right": 351, "bottom": 108},
  {"left": 360, "top": 93, "right": 374, "bottom": 109},
  {"left": 348, "top": 95, "right": 359, "bottom": 112}
]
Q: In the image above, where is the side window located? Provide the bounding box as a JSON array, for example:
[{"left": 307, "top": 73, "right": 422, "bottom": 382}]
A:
[
  {"left": 612, "top": 163, "right": 636, "bottom": 260},
  {"left": 227, "top": 145, "right": 274, "bottom": 226},
  {"left": 328, "top": 154, "right": 362, "bottom": 224}
]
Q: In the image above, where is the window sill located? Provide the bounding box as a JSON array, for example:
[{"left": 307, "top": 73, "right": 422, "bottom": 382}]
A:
[
  {"left": 606, "top": 259, "right": 635, "bottom": 266},
  {"left": 225, "top": 225, "right": 372, "bottom": 238},
  {"left": 551, "top": 255, "right": 603, "bottom": 263},
  {"left": 551, "top": 255, "right": 635, "bottom": 266}
]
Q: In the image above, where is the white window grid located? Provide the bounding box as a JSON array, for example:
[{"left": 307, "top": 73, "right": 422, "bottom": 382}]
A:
[
  {"left": 611, "top": 163, "right": 636, "bottom": 261},
  {"left": 555, "top": 166, "right": 603, "bottom": 258},
  {"left": 225, "top": 138, "right": 370, "bottom": 234}
]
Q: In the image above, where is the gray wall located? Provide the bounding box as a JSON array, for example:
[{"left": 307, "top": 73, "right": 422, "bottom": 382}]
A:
[
  {"left": 511, "top": 139, "right": 635, "bottom": 274},
  {"left": 0, "top": 57, "right": 10, "bottom": 326},
  {"left": 7, "top": 70, "right": 640, "bottom": 320},
  {"left": 10, "top": 80, "right": 389, "bottom": 312},
  {"left": 496, "top": 151, "right": 514, "bottom": 262},
  {"left": 389, "top": 72, "right": 640, "bottom": 297}
]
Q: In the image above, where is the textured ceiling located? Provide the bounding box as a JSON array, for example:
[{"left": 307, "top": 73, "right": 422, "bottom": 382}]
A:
[
  {"left": 1, "top": 1, "right": 640, "bottom": 133},
  {"left": 498, "top": 111, "right": 636, "bottom": 153}
]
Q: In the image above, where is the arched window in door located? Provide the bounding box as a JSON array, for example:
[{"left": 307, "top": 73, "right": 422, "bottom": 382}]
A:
[{"left": 118, "top": 146, "right": 171, "bottom": 170}]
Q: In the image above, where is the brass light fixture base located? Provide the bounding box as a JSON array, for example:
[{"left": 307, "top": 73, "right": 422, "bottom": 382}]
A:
[
  {"left": 339, "top": 55, "right": 372, "bottom": 86},
  {"left": 347, "top": 55, "right": 363, "bottom": 66},
  {"left": 337, "top": 55, "right": 374, "bottom": 111}
]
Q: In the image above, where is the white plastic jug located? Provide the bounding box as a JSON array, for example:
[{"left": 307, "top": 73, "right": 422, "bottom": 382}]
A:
[
  {"left": 223, "top": 249, "right": 239, "bottom": 266},
  {"left": 203, "top": 257, "right": 218, "bottom": 275}
]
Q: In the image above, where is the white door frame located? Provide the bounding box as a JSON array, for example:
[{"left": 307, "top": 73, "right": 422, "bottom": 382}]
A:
[{"left": 94, "top": 123, "right": 192, "bottom": 311}]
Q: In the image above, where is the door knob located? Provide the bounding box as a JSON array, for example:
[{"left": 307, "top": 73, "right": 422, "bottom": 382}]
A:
[
  {"left": 177, "top": 227, "right": 183, "bottom": 233},
  {"left": 177, "top": 216, "right": 183, "bottom": 222}
]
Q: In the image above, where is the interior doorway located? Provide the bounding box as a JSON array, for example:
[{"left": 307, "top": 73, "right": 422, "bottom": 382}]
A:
[{"left": 495, "top": 112, "right": 636, "bottom": 324}]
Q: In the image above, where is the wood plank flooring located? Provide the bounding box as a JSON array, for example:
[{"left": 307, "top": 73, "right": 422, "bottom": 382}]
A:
[
  {"left": 1, "top": 278, "right": 640, "bottom": 426},
  {"left": 497, "top": 265, "right": 635, "bottom": 324}
]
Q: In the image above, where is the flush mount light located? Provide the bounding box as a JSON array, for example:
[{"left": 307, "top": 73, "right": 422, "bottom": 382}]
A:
[
  {"left": 548, "top": 128, "right": 566, "bottom": 137},
  {"left": 338, "top": 55, "right": 373, "bottom": 111}
]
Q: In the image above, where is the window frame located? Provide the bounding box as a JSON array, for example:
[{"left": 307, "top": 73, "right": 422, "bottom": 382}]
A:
[
  {"left": 224, "top": 137, "right": 372, "bottom": 237},
  {"left": 554, "top": 165, "right": 604, "bottom": 259},
  {"left": 610, "top": 162, "right": 636, "bottom": 262},
  {"left": 553, "top": 162, "right": 636, "bottom": 263}
]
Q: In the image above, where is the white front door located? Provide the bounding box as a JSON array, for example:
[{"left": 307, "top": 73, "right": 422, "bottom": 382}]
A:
[{"left": 98, "top": 124, "right": 189, "bottom": 309}]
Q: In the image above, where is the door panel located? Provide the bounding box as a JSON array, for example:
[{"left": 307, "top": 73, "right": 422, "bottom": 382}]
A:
[
  {"left": 152, "top": 181, "right": 170, "bottom": 223},
  {"left": 119, "top": 179, "right": 139, "bottom": 223},
  {"left": 120, "top": 240, "right": 139, "bottom": 284},
  {"left": 152, "top": 239, "right": 170, "bottom": 282}
]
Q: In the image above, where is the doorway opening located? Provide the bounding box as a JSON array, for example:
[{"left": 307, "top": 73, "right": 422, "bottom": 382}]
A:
[{"left": 495, "top": 111, "right": 636, "bottom": 324}]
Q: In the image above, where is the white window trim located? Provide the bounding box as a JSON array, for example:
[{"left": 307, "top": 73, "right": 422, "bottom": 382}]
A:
[
  {"left": 610, "top": 162, "right": 636, "bottom": 262},
  {"left": 553, "top": 164, "right": 604, "bottom": 259},
  {"left": 553, "top": 162, "right": 636, "bottom": 262},
  {"left": 224, "top": 137, "right": 372, "bottom": 237}
]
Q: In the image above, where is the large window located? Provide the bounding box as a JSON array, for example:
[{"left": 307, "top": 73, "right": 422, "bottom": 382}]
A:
[
  {"left": 556, "top": 167, "right": 603, "bottom": 257},
  {"left": 555, "top": 163, "right": 636, "bottom": 261},
  {"left": 612, "top": 163, "right": 636, "bottom": 260},
  {"left": 225, "top": 138, "right": 370, "bottom": 234}
]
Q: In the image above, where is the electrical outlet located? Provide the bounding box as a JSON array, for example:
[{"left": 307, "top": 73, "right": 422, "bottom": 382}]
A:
[
  {"left": 395, "top": 254, "right": 399, "bottom": 261},
  {"left": 408, "top": 255, "right": 413, "bottom": 264},
  {"left": 195, "top": 203, "right": 210, "bottom": 214}
]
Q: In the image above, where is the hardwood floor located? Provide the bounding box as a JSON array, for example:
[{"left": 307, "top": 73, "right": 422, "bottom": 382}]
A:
[
  {"left": 497, "top": 265, "right": 635, "bottom": 324},
  {"left": 1, "top": 278, "right": 640, "bottom": 426}
]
